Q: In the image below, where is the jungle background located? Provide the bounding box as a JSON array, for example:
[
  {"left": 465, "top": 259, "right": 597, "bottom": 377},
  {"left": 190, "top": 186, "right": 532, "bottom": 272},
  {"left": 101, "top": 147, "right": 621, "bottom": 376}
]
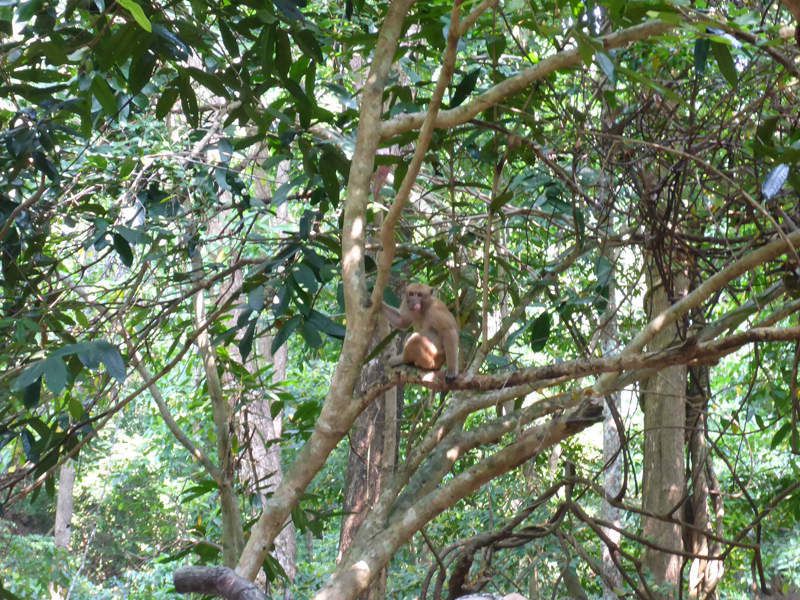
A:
[{"left": 2, "top": 0, "right": 800, "bottom": 598}]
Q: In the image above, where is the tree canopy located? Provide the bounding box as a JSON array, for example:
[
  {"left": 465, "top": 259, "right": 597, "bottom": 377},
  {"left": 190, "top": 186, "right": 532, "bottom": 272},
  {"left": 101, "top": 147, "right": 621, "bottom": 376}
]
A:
[{"left": 2, "top": 0, "right": 800, "bottom": 598}]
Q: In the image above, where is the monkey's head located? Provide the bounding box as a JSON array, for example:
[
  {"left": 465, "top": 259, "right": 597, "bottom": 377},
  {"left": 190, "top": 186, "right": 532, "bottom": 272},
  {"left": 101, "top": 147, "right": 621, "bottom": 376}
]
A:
[{"left": 404, "top": 283, "right": 433, "bottom": 314}]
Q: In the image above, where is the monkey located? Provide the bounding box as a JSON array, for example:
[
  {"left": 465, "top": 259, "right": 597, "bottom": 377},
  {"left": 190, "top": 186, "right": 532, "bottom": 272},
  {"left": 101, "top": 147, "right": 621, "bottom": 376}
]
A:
[{"left": 382, "top": 283, "right": 459, "bottom": 383}]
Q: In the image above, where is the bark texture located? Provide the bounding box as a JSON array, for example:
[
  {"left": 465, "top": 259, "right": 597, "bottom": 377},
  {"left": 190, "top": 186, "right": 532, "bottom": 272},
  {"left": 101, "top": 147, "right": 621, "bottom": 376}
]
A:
[{"left": 641, "top": 255, "right": 689, "bottom": 597}]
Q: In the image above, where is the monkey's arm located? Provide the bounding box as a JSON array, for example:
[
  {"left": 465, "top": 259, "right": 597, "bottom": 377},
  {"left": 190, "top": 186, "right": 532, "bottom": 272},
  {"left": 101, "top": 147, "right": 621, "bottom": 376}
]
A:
[
  {"left": 440, "top": 325, "right": 459, "bottom": 381},
  {"left": 382, "top": 302, "right": 412, "bottom": 330}
]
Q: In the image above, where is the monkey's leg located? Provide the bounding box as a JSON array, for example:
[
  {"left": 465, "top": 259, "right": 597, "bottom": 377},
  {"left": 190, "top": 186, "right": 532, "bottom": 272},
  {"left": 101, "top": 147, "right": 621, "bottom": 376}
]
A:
[{"left": 403, "top": 333, "right": 444, "bottom": 370}]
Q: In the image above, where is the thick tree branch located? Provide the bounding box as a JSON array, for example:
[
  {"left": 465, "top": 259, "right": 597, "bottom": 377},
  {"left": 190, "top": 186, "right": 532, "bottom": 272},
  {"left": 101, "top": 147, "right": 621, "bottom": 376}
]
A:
[
  {"left": 360, "top": 325, "right": 800, "bottom": 405},
  {"left": 319, "top": 398, "right": 600, "bottom": 598},
  {"left": 174, "top": 566, "right": 266, "bottom": 600},
  {"left": 379, "top": 20, "right": 674, "bottom": 140},
  {"left": 235, "top": 0, "right": 416, "bottom": 580},
  {"left": 326, "top": 311, "right": 800, "bottom": 595},
  {"left": 372, "top": 0, "right": 466, "bottom": 308},
  {"left": 603, "top": 229, "right": 800, "bottom": 371}
]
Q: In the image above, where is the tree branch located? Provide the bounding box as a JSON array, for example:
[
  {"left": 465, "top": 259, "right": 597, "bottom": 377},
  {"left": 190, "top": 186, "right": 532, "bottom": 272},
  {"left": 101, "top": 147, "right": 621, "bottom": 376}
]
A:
[
  {"left": 174, "top": 566, "right": 266, "bottom": 600},
  {"left": 235, "top": 0, "right": 416, "bottom": 580},
  {"left": 379, "top": 20, "right": 674, "bottom": 140},
  {"left": 372, "top": 0, "right": 466, "bottom": 308}
]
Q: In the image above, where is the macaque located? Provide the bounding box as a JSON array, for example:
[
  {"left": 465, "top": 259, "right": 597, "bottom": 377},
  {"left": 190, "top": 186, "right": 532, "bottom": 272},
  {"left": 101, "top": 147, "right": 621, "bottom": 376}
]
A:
[{"left": 382, "top": 283, "right": 459, "bottom": 382}]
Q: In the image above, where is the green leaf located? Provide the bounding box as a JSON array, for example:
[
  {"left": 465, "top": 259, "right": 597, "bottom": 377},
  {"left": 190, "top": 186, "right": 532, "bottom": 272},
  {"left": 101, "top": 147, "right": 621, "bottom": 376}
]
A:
[
  {"left": 772, "top": 422, "right": 791, "bottom": 448},
  {"left": 43, "top": 356, "right": 68, "bottom": 394},
  {"left": 22, "top": 377, "right": 42, "bottom": 408},
  {"left": 94, "top": 341, "right": 126, "bottom": 382},
  {"left": 117, "top": 0, "right": 152, "bottom": 32},
  {"left": 307, "top": 310, "right": 345, "bottom": 339},
  {"left": 218, "top": 19, "right": 239, "bottom": 58},
  {"left": 318, "top": 157, "right": 340, "bottom": 207},
  {"left": 693, "top": 38, "right": 709, "bottom": 77},
  {"left": 756, "top": 115, "right": 779, "bottom": 146},
  {"left": 574, "top": 32, "right": 597, "bottom": 66},
  {"left": 91, "top": 75, "right": 118, "bottom": 115},
  {"left": 530, "top": 312, "right": 552, "bottom": 352},
  {"left": 113, "top": 232, "right": 134, "bottom": 267},
  {"left": 272, "top": 315, "right": 301, "bottom": 354},
  {"left": 595, "top": 52, "right": 615, "bottom": 84},
  {"left": 489, "top": 190, "right": 512, "bottom": 214},
  {"left": 31, "top": 151, "right": 59, "bottom": 182},
  {"left": 155, "top": 86, "right": 180, "bottom": 119},
  {"left": 117, "top": 225, "right": 149, "bottom": 245},
  {"left": 262, "top": 552, "right": 288, "bottom": 583},
  {"left": 449, "top": 69, "right": 480, "bottom": 109},
  {"left": 13, "top": 360, "right": 46, "bottom": 391},
  {"left": 177, "top": 75, "right": 199, "bottom": 128},
  {"left": 259, "top": 25, "right": 276, "bottom": 70},
  {"left": 292, "top": 400, "right": 320, "bottom": 427},
  {"left": 595, "top": 255, "right": 613, "bottom": 287},
  {"left": 292, "top": 29, "right": 322, "bottom": 62},
  {"left": 238, "top": 319, "right": 257, "bottom": 361},
  {"left": 486, "top": 34, "right": 506, "bottom": 63},
  {"left": 300, "top": 321, "right": 323, "bottom": 348},
  {"left": 293, "top": 263, "right": 318, "bottom": 293},
  {"left": 711, "top": 41, "right": 737, "bottom": 88},
  {"left": 68, "top": 396, "right": 86, "bottom": 421},
  {"left": 17, "top": 0, "right": 45, "bottom": 23},
  {"left": 152, "top": 24, "right": 189, "bottom": 61},
  {"left": 20, "top": 429, "right": 37, "bottom": 462},
  {"left": 283, "top": 78, "right": 312, "bottom": 126},
  {"left": 275, "top": 28, "right": 292, "bottom": 79},
  {"left": 248, "top": 286, "right": 265, "bottom": 311},
  {"left": 119, "top": 156, "right": 137, "bottom": 179},
  {"left": 128, "top": 48, "right": 156, "bottom": 94},
  {"left": 187, "top": 67, "right": 229, "bottom": 97}
]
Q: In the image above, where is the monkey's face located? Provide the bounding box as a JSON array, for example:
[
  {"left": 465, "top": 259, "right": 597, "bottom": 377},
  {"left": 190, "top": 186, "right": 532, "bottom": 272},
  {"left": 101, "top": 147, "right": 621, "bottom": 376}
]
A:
[{"left": 405, "top": 284, "right": 432, "bottom": 313}]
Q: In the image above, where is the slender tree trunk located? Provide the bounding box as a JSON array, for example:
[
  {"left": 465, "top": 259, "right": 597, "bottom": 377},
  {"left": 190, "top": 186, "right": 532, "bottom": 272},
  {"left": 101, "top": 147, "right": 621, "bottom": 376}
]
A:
[
  {"left": 686, "top": 366, "right": 724, "bottom": 598},
  {"left": 641, "top": 255, "right": 689, "bottom": 598},
  {"left": 600, "top": 289, "right": 623, "bottom": 599},
  {"left": 53, "top": 460, "right": 75, "bottom": 549},
  {"left": 232, "top": 160, "right": 296, "bottom": 594},
  {"left": 192, "top": 250, "right": 245, "bottom": 567},
  {"left": 49, "top": 460, "right": 75, "bottom": 600},
  {"left": 596, "top": 59, "right": 623, "bottom": 598}
]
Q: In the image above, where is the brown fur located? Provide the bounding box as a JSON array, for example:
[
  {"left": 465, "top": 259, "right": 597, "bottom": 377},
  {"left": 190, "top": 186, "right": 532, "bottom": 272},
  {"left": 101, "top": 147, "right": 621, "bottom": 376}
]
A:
[{"left": 382, "top": 283, "right": 459, "bottom": 380}]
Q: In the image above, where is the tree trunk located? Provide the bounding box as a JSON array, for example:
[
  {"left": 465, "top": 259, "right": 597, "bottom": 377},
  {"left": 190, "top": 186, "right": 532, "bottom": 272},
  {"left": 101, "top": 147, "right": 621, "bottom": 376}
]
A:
[
  {"left": 337, "top": 321, "right": 399, "bottom": 600},
  {"left": 49, "top": 460, "right": 75, "bottom": 600},
  {"left": 686, "top": 365, "right": 724, "bottom": 598},
  {"left": 641, "top": 256, "right": 689, "bottom": 598},
  {"left": 600, "top": 312, "right": 623, "bottom": 598},
  {"left": 596, "top": 63, "right": 623, "bottom": 598},
  {"left": 192, "top": 250, "right": 245, "bottom": 567},
  {"left": 233, "top": 161, "right": 297, "bottom": 595}
]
